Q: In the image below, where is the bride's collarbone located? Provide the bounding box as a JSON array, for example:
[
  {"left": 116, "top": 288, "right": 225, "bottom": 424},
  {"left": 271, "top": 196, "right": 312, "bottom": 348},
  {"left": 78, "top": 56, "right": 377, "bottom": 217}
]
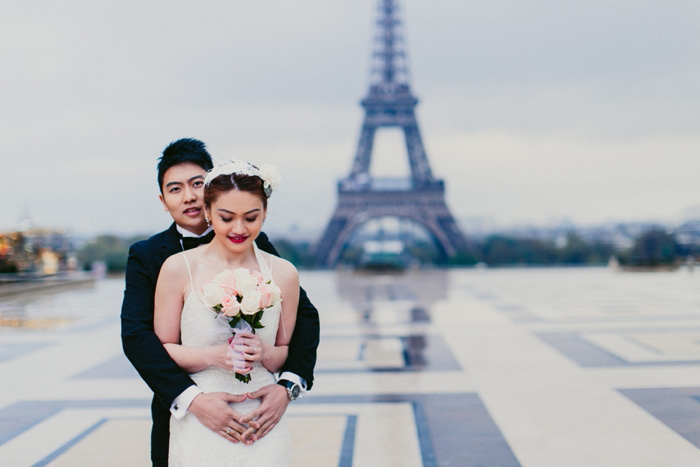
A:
[
  {"left": 190, "top": 258, "right": 264, "bottom": 283},
  {"left": 196, "top": 248, "right": 260, "bottom": 270}
]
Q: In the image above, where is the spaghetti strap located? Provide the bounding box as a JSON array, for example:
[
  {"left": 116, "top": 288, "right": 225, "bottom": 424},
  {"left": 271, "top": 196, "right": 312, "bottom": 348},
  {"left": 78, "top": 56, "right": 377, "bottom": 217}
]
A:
[
  {"left": 253, "top": 244, "right": 286, "bottom": 339},
  {"left": 254, "top": 244, "right": 274, "bottom": 281},
  {"left": 181, "top": 253, "right": 196, "bottom": 294}
]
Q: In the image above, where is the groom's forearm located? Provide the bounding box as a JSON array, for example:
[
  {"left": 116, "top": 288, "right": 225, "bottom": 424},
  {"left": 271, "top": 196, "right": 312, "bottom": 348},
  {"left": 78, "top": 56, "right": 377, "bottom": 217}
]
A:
[
  {"left": 255, "top": 232, "right": 319, "bottom": 389},
  {"left": 121, "top": 304, "right": 196, "bottom": 407},
  {"left": 280, "top": 287, "right": 319, "bottom": 389},
  {"left": 121, "top": 245, "right": 196, "bottom": 407}
]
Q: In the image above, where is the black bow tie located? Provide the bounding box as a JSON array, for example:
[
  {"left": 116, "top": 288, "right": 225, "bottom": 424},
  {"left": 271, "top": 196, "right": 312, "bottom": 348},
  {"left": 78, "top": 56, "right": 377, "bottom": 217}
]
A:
[{"left": 181, "top": 231, "right": 215, "bottom": 250}]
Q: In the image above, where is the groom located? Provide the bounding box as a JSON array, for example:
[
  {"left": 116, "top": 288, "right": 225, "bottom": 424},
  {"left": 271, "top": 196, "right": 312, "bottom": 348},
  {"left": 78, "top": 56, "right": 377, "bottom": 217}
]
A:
[{"left": 121, "top": 138, "right": 319, "bottom": 467}]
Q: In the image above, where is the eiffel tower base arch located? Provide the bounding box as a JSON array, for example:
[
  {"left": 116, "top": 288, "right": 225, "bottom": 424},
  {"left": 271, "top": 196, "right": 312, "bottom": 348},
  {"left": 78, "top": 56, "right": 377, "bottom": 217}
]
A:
[
  {"left": 315, "top": 0, "right": 470, "bottom": 267},
  {"left": 315, "top": 184, "right": 468, "bottom": 267}
]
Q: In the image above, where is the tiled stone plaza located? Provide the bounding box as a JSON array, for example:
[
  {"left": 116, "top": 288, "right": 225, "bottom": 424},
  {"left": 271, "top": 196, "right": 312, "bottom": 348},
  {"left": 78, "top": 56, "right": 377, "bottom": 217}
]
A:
[{"left": 2, "top": 267, "right": 700, "bottom": 466}]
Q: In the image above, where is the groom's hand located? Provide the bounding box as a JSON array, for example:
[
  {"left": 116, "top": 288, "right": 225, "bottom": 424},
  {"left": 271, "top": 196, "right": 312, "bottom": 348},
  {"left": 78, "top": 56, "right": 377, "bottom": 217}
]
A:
[
  {"left": 189, "top": 392, "right": 253, "bottom": 443},
  {"left": 241, "top": 384, "right": 290, "bottom": 441}
]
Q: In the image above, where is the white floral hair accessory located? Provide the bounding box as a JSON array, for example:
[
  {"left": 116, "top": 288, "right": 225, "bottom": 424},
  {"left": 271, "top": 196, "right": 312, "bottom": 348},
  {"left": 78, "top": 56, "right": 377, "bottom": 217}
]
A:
[{"left": 204, "top": 160, "right": 280, "bottom": 197}]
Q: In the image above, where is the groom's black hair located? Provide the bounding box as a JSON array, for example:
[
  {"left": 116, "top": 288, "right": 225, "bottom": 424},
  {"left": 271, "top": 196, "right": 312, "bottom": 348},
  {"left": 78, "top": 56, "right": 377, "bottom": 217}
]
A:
[{"left": 157, "top": 138, "right": 214, "bottom": 192}]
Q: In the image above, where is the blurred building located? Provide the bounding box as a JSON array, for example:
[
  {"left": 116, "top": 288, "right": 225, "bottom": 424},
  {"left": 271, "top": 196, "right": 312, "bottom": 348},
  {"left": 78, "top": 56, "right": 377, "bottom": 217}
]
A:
[
  {"left": 675, "top": 220, "right": 700, "bottom": 249},
  {"left": 0, "top": 228, "right": 76, "bottom": 274}
]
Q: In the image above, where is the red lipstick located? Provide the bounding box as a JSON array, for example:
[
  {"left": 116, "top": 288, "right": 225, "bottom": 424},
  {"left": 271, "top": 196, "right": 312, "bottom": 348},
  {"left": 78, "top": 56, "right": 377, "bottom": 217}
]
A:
[{"left": 228, "top": 235, "right": 248, "bottom": 244}]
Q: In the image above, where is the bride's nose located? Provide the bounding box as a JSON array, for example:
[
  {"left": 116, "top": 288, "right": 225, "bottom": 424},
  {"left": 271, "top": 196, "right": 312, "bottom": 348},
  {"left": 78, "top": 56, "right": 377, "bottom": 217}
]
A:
[{"left": 230, "top": 219, "right": 246, "bottom": 234}]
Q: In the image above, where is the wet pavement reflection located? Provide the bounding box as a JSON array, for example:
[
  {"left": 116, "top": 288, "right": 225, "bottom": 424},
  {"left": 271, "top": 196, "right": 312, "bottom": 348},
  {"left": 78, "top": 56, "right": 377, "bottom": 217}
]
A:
[
  {"left": 0, "top": 278, "right": 96, "bottom": 329},
  {"left": 3, "top": 268, "right": 700, "bottom": 465},
  {"left": 333, "top": 269, "right": 447, "bottom": 324},
  {"left": 324, "top": 269, "right": 460, "bottom": 374}
]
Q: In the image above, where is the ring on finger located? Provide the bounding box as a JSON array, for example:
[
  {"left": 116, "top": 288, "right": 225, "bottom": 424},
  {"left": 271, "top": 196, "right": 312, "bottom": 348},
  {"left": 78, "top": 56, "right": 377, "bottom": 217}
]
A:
[{"left": 225, "top": 427, "right": 232, "bottom": 435}]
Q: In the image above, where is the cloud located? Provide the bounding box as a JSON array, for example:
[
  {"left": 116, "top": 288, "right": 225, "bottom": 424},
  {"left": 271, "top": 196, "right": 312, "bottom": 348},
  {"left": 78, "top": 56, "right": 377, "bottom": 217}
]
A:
[{"left": 1, "top": 0, "right": 699, "bottom": 236}]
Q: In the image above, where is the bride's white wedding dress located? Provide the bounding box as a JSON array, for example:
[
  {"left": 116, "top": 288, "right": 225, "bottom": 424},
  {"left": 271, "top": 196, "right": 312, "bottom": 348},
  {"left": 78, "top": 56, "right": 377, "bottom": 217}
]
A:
[{"left": 169, "top": 245, "right": 289, "bottom": 467}]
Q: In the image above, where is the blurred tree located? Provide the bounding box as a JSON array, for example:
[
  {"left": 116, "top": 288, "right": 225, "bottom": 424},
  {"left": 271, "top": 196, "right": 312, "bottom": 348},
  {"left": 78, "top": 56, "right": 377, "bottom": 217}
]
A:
[
  {"left": 0, "top": 258, "right": 18, "bottom": 273},
  {"left": 482, "top": 236, "right": 558, "bottom": 265},
  {"left": 270, "top": 239, "right": 316, "bottom": 268},
  {"left": 406, "top": 239, "right": 442, "bottom": 264},
  {"left": 557, "top": 233, "right": 614, "bottom": 265},
  {"left": 446, "top": 248, "right": 480, "bottom": 266},
  {"left": 78, "top": 235, "right": 146, "bottom": 273},
  {"left": 339, "top": 244, "right": 363, "bottom": 265},
  {"left": 623, "top": 228, "right": 680, "bottom": 266}
]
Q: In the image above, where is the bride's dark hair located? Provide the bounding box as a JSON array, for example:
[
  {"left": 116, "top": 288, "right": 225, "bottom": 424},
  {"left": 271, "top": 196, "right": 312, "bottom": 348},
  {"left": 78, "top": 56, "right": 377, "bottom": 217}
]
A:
[{"left": 204, "top": 173, "right": 267, "bottom": 209}]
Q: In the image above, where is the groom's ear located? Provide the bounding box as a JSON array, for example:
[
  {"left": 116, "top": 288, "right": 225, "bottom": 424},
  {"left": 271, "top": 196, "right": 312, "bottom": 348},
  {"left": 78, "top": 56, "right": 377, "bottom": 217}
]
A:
[{"left": 158, "top": 193, "right": 168, "bottom": 211}]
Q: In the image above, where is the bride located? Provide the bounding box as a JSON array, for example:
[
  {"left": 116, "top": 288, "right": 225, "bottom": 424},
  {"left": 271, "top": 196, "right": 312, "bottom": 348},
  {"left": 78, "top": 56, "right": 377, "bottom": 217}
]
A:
[{"left": 154, "top": 161, "right": 299, "bottom": 466}]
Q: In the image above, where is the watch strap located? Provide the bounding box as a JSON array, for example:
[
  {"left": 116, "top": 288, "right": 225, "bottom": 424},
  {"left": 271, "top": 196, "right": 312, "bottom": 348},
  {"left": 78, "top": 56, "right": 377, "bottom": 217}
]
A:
[{"left": 277, "top": 379, "right": 300, "bottom": 401}]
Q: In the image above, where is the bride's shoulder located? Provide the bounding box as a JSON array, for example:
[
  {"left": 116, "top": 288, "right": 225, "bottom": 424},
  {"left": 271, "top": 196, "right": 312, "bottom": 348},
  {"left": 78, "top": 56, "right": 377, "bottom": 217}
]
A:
[
  {"left": 160, "top": 251, "right": 192, "bottom": 278},
  {"left": 262, "top": 252, "right": 298, "bottom": 283}
]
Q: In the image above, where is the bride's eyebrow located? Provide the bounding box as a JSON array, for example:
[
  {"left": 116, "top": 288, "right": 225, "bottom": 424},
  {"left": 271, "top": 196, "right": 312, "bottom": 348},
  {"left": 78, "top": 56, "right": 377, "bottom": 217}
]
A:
[{"left": 217, "top": 208, "right": 261, "bottom": 215}]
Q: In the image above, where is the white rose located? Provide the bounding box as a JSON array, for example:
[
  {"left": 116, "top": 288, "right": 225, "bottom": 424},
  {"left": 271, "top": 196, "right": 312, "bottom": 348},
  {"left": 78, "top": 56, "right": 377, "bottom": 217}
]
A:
[
  {"left": 234, "top": 268, "right": 258, "bottom": 296},
  {"left": 258, "top": 164, "right": 281, "bottom": 192},
  {"left": 212, "top": 269, "right": 235, "bottom": 285},
  {"left": 240, "top": 291, "right": 262, "bottom": 315},
  {"left": 201, "top": 282, "right": 223, "bottom": 308},
  {"left": 269, "top": 283, "right": 282, "bottom": 305}
]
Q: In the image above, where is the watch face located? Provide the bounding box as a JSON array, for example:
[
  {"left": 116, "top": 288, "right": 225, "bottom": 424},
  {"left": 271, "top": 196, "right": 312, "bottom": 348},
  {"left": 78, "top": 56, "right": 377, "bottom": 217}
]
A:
[{"left": 289, "top": 384, "right": 300, "bottom": 400}]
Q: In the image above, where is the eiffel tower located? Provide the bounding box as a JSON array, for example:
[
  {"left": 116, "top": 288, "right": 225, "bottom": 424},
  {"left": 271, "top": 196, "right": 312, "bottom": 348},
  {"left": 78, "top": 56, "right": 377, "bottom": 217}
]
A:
[{"left": 315, "top": 0, "right": 468, "bottom": 267}]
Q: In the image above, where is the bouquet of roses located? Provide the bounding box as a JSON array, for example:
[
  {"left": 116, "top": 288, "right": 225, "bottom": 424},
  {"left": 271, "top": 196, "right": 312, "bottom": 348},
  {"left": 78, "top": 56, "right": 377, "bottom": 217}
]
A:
[{"left": 201, "top": 268, "right": 281, "bottom": 383}]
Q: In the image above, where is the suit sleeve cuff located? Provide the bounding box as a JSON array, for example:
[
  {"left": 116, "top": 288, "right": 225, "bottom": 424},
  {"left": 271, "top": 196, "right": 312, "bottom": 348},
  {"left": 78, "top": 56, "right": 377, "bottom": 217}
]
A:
[
  {"left": 170, "top": 385, "right": 203, "bottom": 420},
  {"left": 278, "top": 372, "right": 307, "bottom": 395}
]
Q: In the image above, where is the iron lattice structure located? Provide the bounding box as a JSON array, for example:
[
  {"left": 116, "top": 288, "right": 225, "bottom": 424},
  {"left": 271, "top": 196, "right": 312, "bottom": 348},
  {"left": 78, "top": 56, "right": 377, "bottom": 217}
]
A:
[{"left": 315, "top": 0, "right": 468, "bottom": 267}]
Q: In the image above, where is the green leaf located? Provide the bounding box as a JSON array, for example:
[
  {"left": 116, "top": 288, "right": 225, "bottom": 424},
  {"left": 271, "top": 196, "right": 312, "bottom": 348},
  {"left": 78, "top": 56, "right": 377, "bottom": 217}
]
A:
[
  {"left": 228, "top": 315, "right": 242, "bottom": 328},
  {"left": 234, "top": 373, "right": 251, "bottom": 384}
]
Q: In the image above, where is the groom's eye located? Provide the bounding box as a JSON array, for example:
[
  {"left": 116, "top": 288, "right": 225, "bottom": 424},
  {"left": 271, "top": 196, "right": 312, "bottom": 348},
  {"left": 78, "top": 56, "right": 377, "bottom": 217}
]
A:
[{"left": 193, "top": 181, "right": 203, "bottom": 188}]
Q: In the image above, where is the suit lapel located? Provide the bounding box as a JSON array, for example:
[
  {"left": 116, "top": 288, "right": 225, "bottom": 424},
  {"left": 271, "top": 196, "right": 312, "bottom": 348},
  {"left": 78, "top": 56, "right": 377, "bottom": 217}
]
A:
[{"left": 161, "top": 223, "right": 183, "bottom": 261}]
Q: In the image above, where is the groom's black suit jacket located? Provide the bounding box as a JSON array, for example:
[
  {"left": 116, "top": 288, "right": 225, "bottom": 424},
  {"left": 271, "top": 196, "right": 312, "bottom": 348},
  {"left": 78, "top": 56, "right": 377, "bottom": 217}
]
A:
[{"left": 120, "top": 223, "right": 319, "bottom": 466}]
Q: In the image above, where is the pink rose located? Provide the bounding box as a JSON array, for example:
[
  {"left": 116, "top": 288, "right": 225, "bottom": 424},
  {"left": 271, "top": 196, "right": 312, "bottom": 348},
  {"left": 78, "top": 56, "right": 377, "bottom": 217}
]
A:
[
  {"left": 220, "top": 282, "right": 238, "bottom": 297},
  {"left": 221, "top": 294, "right": 241, "bottom": 317},
  {"left": 250, "top": 270, "right": 264, "bottom": 286},
  {"left": 213, "top": 270, "right": 238, "bottom": 296},
  {"left": 258, "top": 283, "right": 273, "bottom": 309}
]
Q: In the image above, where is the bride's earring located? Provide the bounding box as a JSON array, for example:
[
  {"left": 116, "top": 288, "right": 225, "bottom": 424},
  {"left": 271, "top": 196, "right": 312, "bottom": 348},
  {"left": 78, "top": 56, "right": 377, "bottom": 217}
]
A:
[{"left": 205, "top": 214, "right": 211, "bottom": 226}]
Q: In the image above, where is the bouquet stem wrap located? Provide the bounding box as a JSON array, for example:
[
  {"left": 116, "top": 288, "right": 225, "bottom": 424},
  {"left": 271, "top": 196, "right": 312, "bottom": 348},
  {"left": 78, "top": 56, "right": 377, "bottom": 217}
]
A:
[
  {"left": 202, "top": 267, "right": 282, "bottom": 384},
  {"left": 229, "top": 320, "right": 253, "bottom": 383}
]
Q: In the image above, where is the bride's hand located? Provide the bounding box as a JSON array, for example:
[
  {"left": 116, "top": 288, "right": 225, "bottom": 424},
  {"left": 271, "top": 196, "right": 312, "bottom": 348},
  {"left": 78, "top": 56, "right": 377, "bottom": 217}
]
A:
[
  {"left": 231, "top": 332, "right": 265, "bottom": 364},
  {"left": 205, "top": 343, "right": 237, "bottom": 371}
]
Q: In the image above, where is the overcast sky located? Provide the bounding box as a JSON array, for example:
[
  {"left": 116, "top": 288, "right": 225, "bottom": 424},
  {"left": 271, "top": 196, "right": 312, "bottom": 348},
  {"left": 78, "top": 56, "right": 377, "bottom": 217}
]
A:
[{"left": 2, "top": 0, "right": 700, "bottom": 238}]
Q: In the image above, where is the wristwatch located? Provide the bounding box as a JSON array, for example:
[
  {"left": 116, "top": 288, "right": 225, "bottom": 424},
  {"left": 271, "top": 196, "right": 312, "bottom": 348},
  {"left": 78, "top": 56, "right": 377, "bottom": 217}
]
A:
[{"left": 277, "top": 379, "right": 301, "bottom": 401}]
